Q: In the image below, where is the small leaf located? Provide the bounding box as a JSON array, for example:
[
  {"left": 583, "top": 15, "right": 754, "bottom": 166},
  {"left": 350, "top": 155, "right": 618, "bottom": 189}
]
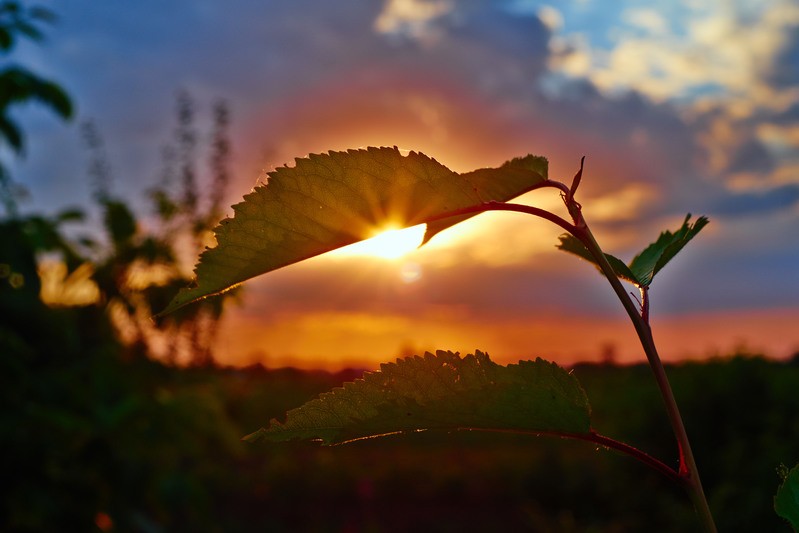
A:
[
  {"left": 102, "top": 199, "right": 137, "bottom": 247},
  {"left": 55, "top": 208, "right": 85, "bottom": 223},
  {"left": 13, "top": 20, "right": 44, "bottom": 42},
  {"left": 0, "top": 116, "right": 23, "bottom": 152},
  {"left": 556, "top": 234, "right": 639, "bottom": 285},
  {"left": 557, "top": 215, "right": 709, "bottom": 288},
  {"left": 29, "top": 7, "right": 58, "bottom": 24},
  {"left": 0, "top": 28, "right": 11, "bottom": 51},
  {"left": 244, "top": 350, "right": 591, "bottom": 445},
  {"left": 775, "top": 463, "right": 799, "bottom": 530},
  {"left": 161, "top": 147, "right": 547, "bottom": 314},
  {"left": 628, "top": 214, "right": 709, "bottom": 287}
]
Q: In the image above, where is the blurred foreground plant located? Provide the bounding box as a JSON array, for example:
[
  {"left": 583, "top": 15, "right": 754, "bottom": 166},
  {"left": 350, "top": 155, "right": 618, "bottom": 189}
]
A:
[{"left": 0, "top": 0, "right": 72, "bottom": 215}]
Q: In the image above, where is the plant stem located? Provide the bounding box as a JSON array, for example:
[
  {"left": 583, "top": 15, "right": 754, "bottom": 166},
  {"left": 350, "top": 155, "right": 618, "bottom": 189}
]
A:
[
  {"left": 573, "top": 222, "right": 717, "bottom": 533},
  {"left": 427, "top": 198, "right": 716, "bottom": 529},
  {"left": 475, "top": 428, "right": 681, "bottom": 485}
]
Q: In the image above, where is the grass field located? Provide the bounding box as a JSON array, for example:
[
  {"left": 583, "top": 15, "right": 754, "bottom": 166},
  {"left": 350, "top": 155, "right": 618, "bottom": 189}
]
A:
[{"left": 4, "top": 337, "right": 797, "bottom": 532}]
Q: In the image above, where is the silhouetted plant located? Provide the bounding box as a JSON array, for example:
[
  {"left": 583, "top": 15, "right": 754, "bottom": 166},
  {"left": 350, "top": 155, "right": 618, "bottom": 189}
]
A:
[
  {"left": 80, "top": 92, "right": 235, "bottom": 364},
  {"left": 0, "top": 1, "right": 72, "bottom": 215}
]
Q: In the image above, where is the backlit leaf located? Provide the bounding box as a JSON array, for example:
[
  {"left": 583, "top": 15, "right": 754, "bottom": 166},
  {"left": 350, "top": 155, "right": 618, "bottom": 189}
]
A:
[
  {"left": 556, "top": 214, "right": 708, "bottom": 288},
  {"left": 628, "top": 214, "right": 708, "bottom": 287},
  {"left": 775, "top": 463, "right": 799, "bottom": 530},
  {"left": 161, "top": 147, "right": 547, "bottom": 314},
  {"left": 423, "top": 154, "right": 548, "bottom": 244},
  {"left": 556, "top": 234, "right": 638, "bottom": 285},
  {"left": 244, "top": 350, "right": 591, "bottom": 445}
]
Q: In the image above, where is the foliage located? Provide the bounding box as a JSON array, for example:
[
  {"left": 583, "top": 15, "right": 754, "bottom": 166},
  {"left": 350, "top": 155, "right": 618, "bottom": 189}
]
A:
[
  {"left": 776, "top": 463, "right": 799, "bottom": 530},
  {"left": 245, "top": 351, "right": 590, "bottom": 445},
  {"left": 557, "top": 214, "right": 709, "bottom": 288},
  {"left": 162, "top": 147, "right": 548, "bottom": 314},
  {"left": 79, "top": 92, "right": 235, "bottom": 363},
  {"left": 0, "top": 1, "right": 72, "bottom": 214},
  {"left": 0, "top": 7, "right": 786, "bottom": 526},
  {"left": 3, "top": 309, "right": 798, "bottom": 533},
  {"left": 0, "top": 1, "right": 56, "bottom": 50},
  {"left": 162, "top": 146, "right": 726, "bottom": 528}
]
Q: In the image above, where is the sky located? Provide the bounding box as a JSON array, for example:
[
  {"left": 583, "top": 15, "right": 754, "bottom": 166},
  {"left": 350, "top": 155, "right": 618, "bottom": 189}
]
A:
[{"left": 8, "top": 0, "right": 799, "bottom": 369}]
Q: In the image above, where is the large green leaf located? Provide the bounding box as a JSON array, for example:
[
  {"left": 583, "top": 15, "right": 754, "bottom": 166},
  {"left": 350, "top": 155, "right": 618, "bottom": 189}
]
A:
[
  {"left": 775, "top": 463, "right": 799, "bottom": 530},
  {"left": 161, "top": 147, "right": 547, "bottom": 314},
  {"left": 244, "top": 350, "right": 591, "bottom": 445},
  {"left": 422, "top": 154, "right": 548, "bottom": 244}
]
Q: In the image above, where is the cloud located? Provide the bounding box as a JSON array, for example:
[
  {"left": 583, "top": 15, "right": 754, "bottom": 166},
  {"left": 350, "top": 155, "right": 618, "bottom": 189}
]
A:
[
  {"left": 708, "top": 183, "right": 799, "bottom": 216},
  {"left": 761, "top": 5, "right": 799, "bottom": 89},
  {"left": 9, "top": 0, "right": 799, "bottom": 351},
  {"left": 374, "top": 0, "right": 453, "bottom": 44},
  {"left": 622, "top": 8, "right": 669, "bottom": 35},
  {"left": 547, "top": 0, "right": 799, "bottom": 109},
  {"left": 538, "top": 0, "right": 799, "bottom": 224},
  {"left": 725, "top": 137, "right": 776, "bottom": 176}
]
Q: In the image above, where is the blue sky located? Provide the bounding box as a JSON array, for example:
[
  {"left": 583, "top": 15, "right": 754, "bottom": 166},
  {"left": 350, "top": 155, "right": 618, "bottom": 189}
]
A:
[{"left": 6, "top": 0, "right": 799, "bottom": 367}]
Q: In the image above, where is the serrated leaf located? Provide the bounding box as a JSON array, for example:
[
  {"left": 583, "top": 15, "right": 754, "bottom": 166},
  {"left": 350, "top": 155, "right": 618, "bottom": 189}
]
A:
[
  {"left": 161, "top": 147, "right": 547, "bottom": 314},
  {"left": 423, "top": 154, "right": 548, "bottom": 244},
  {"left": 244, "top": 350, "right": 591, "bottom": 445},
  {"left": 556, "top": 234, "right": 639, "bottom": 285},
  {"left": 776, "top": 463, "right": 799, "bottom": 530},
  {"left": 556, "top": 215, "right": 708, "bottom": 288},
  {"left": 629, "top": 214, "right": 709, "bottom": 287}
]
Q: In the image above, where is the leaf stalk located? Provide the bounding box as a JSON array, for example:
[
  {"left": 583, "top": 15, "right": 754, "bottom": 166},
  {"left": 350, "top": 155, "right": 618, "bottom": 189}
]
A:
[
  {"left": 475, "top": 428, "right": 681, "bottom": 485},
  {"left": 424, "top": 189, "right": 716, "bottom": 530},
  {"left": 567, "top": 208, "right": 716, "bottom": 532}
]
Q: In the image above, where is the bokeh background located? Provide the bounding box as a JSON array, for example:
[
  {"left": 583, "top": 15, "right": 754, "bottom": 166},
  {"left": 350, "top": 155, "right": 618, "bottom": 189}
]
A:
[
  {"left": 2, "top": 1, "right": 798, "bottom": 531},
  {"left": 8, "top": 0, "right": 799, "bottom": 369}
]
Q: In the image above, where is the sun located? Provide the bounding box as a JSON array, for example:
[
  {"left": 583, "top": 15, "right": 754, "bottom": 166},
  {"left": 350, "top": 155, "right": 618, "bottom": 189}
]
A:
[{"left": 331, "top": 224, "right": 427, "bottom": 260}]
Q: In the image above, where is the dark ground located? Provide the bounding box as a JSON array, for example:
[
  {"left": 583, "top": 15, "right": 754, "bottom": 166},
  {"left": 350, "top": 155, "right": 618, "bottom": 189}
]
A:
[{"left": 3, "top": 301, "right": 797, "bottom": 533}]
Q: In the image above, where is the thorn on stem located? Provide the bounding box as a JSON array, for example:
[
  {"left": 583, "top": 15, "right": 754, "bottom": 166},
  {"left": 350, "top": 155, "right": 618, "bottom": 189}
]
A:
[{"left": 629, "top": 291, "right": 643, "bottom": 311}]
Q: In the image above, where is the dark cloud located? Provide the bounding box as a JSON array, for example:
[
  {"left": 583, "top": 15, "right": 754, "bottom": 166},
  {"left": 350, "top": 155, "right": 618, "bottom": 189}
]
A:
[
  {"left": 766, "top": 21, "right": 799, "bottom": 88},
  {"left": 774, "top": 102, "right": 799, "bottom": 124},
  {"left": 708, "top": 183, "right": 799, "bottom": 216},
  {"left": 442, "top": 2, "right": 551, "bottom": 75},
  {"left": 655, "top": 244, "right": 799, "bottom": 314},
  {"left": 725, "top": 137, "right": 776, "bottom": 175}
]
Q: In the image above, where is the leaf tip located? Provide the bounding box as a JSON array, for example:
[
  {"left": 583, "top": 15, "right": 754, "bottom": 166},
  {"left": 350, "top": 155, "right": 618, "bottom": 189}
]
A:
[{"left": 242, "top": 428, "right": 266, "bottom": 443}]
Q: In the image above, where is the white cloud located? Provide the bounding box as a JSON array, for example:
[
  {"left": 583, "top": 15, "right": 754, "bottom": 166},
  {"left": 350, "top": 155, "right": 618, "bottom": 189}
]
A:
[
  {"left": 374, "top": 0, "right": 453, "bottom": 43},
  {"left": 622, "top": 8, "right": 669, "bottom": 35},
  {"left": 548, "top": 32, "right": 593, "bottom": 77},
  {"left": 537, "top": 5, "right": 564, "bottom": 31},
  {"left": 548, "top": 0, "right": 799, "bottom": 113}
]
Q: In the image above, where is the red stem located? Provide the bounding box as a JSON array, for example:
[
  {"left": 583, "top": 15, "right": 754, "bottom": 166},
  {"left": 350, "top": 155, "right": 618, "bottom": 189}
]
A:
[
  {"left": 469, "top": 428, "right": 681, "bottom": 485},
  {"left": 423, "top": 191, "right": 716, "bottom": 531}
]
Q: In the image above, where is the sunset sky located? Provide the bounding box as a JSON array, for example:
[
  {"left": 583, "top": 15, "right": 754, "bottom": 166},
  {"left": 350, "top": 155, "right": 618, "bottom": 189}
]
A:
[{"left": 10, "top": 0, "right": 799, "bottom": 369}]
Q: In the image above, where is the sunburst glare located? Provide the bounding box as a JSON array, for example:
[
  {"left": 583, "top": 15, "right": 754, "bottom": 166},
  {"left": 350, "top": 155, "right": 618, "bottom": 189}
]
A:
[{"left": 331, "top": 224, "right": 426, "bottom": 260}]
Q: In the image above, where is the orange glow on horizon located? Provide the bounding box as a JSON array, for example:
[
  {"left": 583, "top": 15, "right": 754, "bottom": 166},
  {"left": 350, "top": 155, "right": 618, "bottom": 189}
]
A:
[
  {"left": 224, "top": 75, "right": 799, "bottom": 374},
  {"left": 214, "top": 307, "right": 799, "bottom": 371}
]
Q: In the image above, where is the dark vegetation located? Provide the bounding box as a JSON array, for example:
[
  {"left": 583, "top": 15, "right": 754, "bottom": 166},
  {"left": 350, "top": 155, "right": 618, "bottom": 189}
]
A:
[
  {"left": 2, "top": 204, "right": 797, "bottom": 531},
  {"left": 2, "top": 293, "right": 798, "bottom": 532},
  {"left": 2, "top": 3, "right": 797, "bottom": 531}
]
